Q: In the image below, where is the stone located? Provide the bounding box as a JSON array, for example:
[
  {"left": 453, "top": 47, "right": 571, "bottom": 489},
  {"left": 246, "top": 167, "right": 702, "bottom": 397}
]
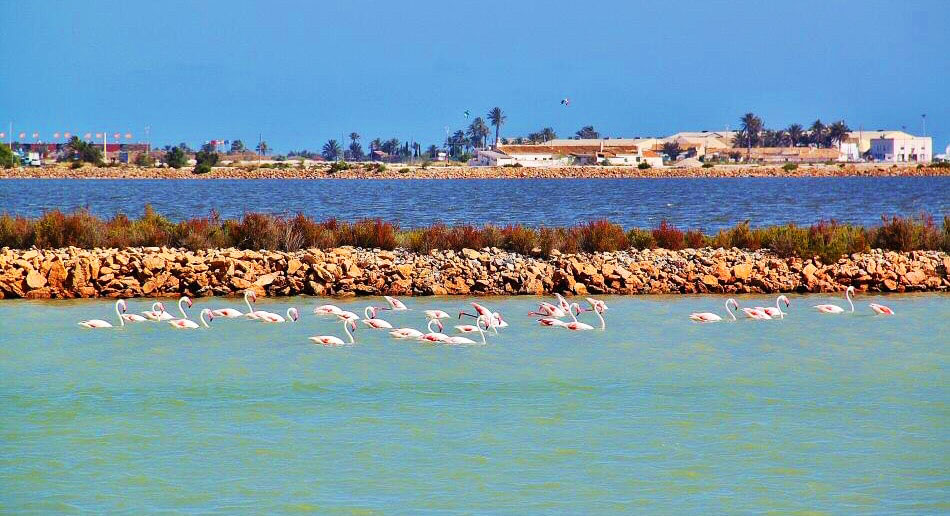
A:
[
  {"left": 701, "top": 274, "right": 719, "bottom": 288},
  {"left": 732, "top": 263, "right": 753, "bottom": 281},
  {"left": 254, "top": 273, "right": 278, "bottom": 287},
  {"left": 25, "top": 270, "right": 47, "bottom": 289},
  {"left": 47, "top": 261, "right": 68, "bottom": 290}
]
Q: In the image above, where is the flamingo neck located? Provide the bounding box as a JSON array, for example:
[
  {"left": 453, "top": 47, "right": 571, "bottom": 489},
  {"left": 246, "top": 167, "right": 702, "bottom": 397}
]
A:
[
  {"left": 178, "top": 297, "right": 188, "bottom": 318},
  {"left": 726, "top": 299, "right": 737, "bottom": 320},
  {"left": 116, "top": 301, "right": 125, "bottom": 326},
  {"left": 287, "top": 308, "right": 296, "bottom": 322},
  {"left": 477, "top": 316, "right": 487, "bottom": 344},
  {"left": 244, "top": 292, "right": 254, "bottom": 313},
  {"left": 364, "top": 306, "right": 375, "bottom": 319},
  {"left": 199, "top": 310, "right": 209, "bottom": 327},
  {"left": 569, "top": 304, "right": 579, "bottom": 322},
  {"left": 846, "top": 289, "right": 854, "bottom": 312},
  {"left": 343, "top": 321, "right": 354, "bottom": 343},
  {"left": 594, "top": 309, "right": 605, "bottom": 330}
]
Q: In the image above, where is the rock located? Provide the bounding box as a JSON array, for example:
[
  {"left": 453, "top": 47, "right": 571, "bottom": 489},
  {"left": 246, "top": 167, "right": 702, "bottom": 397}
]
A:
[
  {"left": 25, "top": 270, "right": 47, "bottom": 289},
  {"left": 701, "top": 274, "right": 719, "bottom": 288},
  {"left": 732, "top": 263, "right": 753, "bottom": 282},
  {"left": 47, "top": 261, "right": 68, "bottom": 290},
  {"left": 254, "top": 273, "right": 278, "bottom": 287}
]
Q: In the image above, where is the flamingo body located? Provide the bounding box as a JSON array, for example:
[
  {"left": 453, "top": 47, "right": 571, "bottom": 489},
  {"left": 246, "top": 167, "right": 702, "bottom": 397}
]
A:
[{"left": 869, "top": 303, "right": 894, "bottom": 315}]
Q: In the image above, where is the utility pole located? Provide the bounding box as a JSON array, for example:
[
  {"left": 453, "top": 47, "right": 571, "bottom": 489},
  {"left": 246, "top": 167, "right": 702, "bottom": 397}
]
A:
[
  {"left": 921, "top": 114, "right": 927, "bottom": 136},
  {"left": 145, "top": 125, "right": 151, "bottom": 155}
]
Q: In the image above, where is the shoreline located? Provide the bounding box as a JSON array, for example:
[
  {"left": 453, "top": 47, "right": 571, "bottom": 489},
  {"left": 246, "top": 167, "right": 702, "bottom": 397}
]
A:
[
  {"left": 2, "top": 163, "right": 948, "bottom": 180},
  {"left": 2, "top": 246, "right": 946, "bottom": 300}
]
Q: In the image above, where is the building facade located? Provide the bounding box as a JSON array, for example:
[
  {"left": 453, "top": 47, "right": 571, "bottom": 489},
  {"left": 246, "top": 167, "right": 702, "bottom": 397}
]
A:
[{"left": 870, "top": 136, "right": 932, "bottom": 163}]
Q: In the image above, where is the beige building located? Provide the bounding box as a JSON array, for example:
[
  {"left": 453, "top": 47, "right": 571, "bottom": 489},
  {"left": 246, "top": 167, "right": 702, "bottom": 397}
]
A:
[
  {"left": 479, "top": 140, "right": 664, "bottom": 167},
  {"left": 844, "top": 130, "right": 914, "bottom": 154}
]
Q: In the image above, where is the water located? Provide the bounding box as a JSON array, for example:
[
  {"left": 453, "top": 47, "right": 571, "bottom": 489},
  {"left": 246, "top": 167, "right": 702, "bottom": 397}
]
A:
[
  {"left": 2, "top": 177, "right": 947, "bottom": 230},
  {"left": 1, "top": 294, "right": 947, "bottom": 513}
]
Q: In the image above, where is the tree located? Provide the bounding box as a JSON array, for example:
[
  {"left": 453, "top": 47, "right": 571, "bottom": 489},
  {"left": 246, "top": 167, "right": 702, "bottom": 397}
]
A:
[
  {"left": 256, "top": 141, "right": 269, "bottom": 155},
  {"left": 177, "top": 142, "right": 193, "bottom": 153},
  {"left": 828, "top": 120, "right": 851, "bottom": 147},
  {"left": 345, "top": 133, "right": 364, "bottom": 160},
  {"left": 65, "top": 136, "right": 103, "bottom": 164},
  {"left": 426, "top": 144, "right": 439, "bottom": 158},
  {"left": 786, "top": 124, "right": 804, "bottom": 147},
  {"left": 200, "top": 142, "right": 217, "bottom": 153},
  {"left": 0, "top": 143, "right": 16, "bottom": 168},
  {"left": 662, "top": 142, "right": 682, "bottom": 162},
  {"left": 230, "top": 140, "right": 245, "bottom": 153},
  {"left": 487, "top": 106, "right": 506, "bottom": 148},
  {"left": 165, "top": 146, "right": 187, "bottom": 169},
  {"left": 739, "top": 112, "right": 763, "bottom": 158},
  {"left": 193, "top": 148, "right": 219, "bottom": 174},
  {"left": 467, "top": 117, "right": 490, "bottom": 149},
  {"left": 809, "top": 119, "right": 826, "bottom": 148},
  {"left": 575, "top": 125, "right": 600, "bottom": 139},
  {"left": 446, "top": 131, "right": 465, "bottom": 158},
  {"left": 541, "top": 127, "right": 557, "bottom": 142},
  {"left": 322, "top": 139, "right": 342, "bottom": 160}
]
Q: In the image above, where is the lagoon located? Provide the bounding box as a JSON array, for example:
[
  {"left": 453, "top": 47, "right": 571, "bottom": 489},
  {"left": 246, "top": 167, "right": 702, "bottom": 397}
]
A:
[
  {"left": 1, "top": 294, "right": 947, "bottom": 513},
  {"left": 2, "top": 177, "right": 948, "bottom": 230}
]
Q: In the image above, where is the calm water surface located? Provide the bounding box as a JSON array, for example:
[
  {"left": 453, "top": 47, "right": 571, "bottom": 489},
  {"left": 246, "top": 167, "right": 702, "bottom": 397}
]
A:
[
  {"left": 1, "top": 294, "right": 947, "bottom": 513},
  {"left": 1, "top": 177, "right": 947, "bottom": 230}
]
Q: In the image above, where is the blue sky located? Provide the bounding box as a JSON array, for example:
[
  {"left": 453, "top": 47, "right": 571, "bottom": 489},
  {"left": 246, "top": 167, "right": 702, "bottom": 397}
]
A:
[{"left": 2, "top": 0, "right": 948, "bottom": 152}]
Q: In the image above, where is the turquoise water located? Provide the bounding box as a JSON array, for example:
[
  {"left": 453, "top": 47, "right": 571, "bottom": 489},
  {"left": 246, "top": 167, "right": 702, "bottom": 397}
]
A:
[{"left": 1, "top": 294, "right": 947, "bottom": 513}]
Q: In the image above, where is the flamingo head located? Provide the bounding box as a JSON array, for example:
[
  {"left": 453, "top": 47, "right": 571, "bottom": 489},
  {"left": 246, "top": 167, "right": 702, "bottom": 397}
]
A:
[
  {"left": 247, "top": 290, "right": 257, "bottom": 303},
  {"left": 183, "top": 296, "right": 193, "bottom": 308},
  {"left": 847, "top": 286, "right": 855, "bottom": 294},
  {"left": 202, "top": 309, "right": 214, "bottom": 321},
  {"left": 118, "top": 299, "right": 127, "bottom": 312},
  {"left": 779, "top": 295, "right": 790, "bottom": 307},
  {"left": 348, "top": 320, "right": 358, "bottom": 332},
  {"left": 289, "top": 308, "right": 299, "bottom": 321},
  {"left": 728, "top": 299, "right": 740, "bottom": 311},
  {"left": 493, "top": 313, "right": 504, "bottom": 325},
  {"left": 157, "top": 302, "right": 166, "bottom": 312}
]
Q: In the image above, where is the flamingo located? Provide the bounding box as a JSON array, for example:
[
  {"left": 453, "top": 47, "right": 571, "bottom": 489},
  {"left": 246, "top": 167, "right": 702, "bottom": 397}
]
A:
[
  {"left": 389, "top": 327, "right": 424, "bottom": 339},
  {"left": 362, "top": 306, "right": 393, "bottom": 329},
  {"left": 258, "top": 307, "right": 300, "bottom": 323},
  {"left": 575, "top": 300, "right": 607, "bottom": 330},
  {"left": 313, "top": 303, "right": 345, "bottom": 316},
  {"left": 562, "top": 303, "right": 594, "bottom": 330},
  {"left": 242, "top": 291, "right": 273, "bottom": 320},
  {"left": 460, "top": 303, "right": 507, "bottom": 329},
  {"left": 168, "top": 309, "right": 213, "bottom": 329},
  {"left": 419, "top": 320, "right": 449, "bottom": 342},
  {"left": 690, "top": 299, "right": 739, "bottom": 323},
  {"left": 869, "top": 303, "right": 895, "bottom": 315},
  {"left": 756, "top": 295, "right": 790, "bottom": 318},
  {"left": 309, "top": 319, "right": 357, "bottom": 346},
  {"left": 211, "top": 291, "right": 255, "bottom": 318},
  {"left": 382, "top": 296, "right": 409, "bottom": 311},
  {"left": 741, "top": 307, "right": 773, "bottom": 320},
  {"left": 78, "top": 299, "right": 127, "bottom": 328},
  {"left": 118, "top": 300, "right": 148, "bottom": 323},
  {"left": 538, "top": 317, "right": 567, "bottom": 327},
  {"left": 444, "top": 315, "right": 491, "bottom": 345},
  {"left": 528, "top": 302, "right": 568, "bottom": 318},
  {"left": 142, "top": 302, "right": 172, "bottom": 321},
  {"left": 424, "top": 309, "right": 451, "bottom": 320},
  {"left": 336, "top": 310, "right": 361, "bottom": 322},
  {"left": 814, "top": 286, "right": 855, "bottom": 314}
]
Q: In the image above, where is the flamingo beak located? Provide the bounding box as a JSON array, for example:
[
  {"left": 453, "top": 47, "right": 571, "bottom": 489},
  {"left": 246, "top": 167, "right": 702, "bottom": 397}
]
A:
[{"left": 437, "top": 321, "right": 444, "bottom": 331}]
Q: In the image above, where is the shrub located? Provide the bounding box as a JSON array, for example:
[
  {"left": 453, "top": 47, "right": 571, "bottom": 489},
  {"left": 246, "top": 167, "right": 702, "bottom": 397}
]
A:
[
  {"left": 329, "top": 161, "right": 351, "bottom": 173},
  {"left": 134, "top": 153, "right": 156, "bottom": 167},
  {"left": 627, "top": 228, "right": 655, "bottom": 249},
  {"left": 502, "top": 225, "right": 537, "bottom": 255},
  {"left": 701, "top": 162, "right": 714, "bottom": 168},
  {"left": 782, "top": 163, "right": 798, "bottom": 171},
  {"left": 0, "top": 144, "right": 17, "bottom": 168},
  {"left": 344, "top": 219, "right": 398, "bottom": 250},
  {"left": 165, "top": 147, "right": 187, "bottom": 169},
  {"left": 193, "top": 162, "right": 212, "bottom": 174},
  {"left": 758, "top": 224, "right": 810, "bottom": 258},
  {"left": 578, "top": 220, "right": 628, "bottom": 253},
  {"left": 70, "top": 160, "right": 84, "bottom": 169},
  {"left": 652, "top": 220, "right": 684, "bottom": 250},
  {"left": 398, "top": 167, "right": 411, "bottom": 174},
  {"left": 711, "top": 221, "right": 760, "bottom": 250},
  {"left": 502, "top": 162, "right": 523, "bottom": 168},
  {"left": 684, "top": 229, "right": 706, "bottom": 249},
  {"left": 637, "top": 162, "right": 651, "bottom": 169}
]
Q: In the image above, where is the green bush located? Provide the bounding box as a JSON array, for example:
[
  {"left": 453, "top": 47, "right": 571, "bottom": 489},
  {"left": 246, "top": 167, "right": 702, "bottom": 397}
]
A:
[
  {"left": 782, "top": 163, "right": 798, "bottom": 171},
  {"left": 134, "top": 153, "right": 156, "bottom": 167},
  {"left": 165, "top": 147, "right": 187, "bottom": 169},
  {"left": 627, "top": 228, "right": 655, "bottom": 249},
  {"left": 70, "top": 160, "right": 84, "bottom": 169},
  {"left": 192, "top": 162, "right": 212, "bottom": 174},
  {"left": 0, "top": 143, "right": 16, "bottom": 168},
  {"left": 701, "top": 162, "right": 714, "bottom": 168},
  {"left": 328, "top": 161, "right": 351, "bottom": 173},
  {"left": 398, "top": 167, "right": 411, "bottom": 174},
  {"left": 637, "top": 162, "right": 651, "bottom": 170}
]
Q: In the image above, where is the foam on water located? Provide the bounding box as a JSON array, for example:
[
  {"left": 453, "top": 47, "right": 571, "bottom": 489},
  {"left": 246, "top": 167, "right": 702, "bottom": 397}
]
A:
[{"left": 1, "top": 294, "right": 947, "bottom": 513}]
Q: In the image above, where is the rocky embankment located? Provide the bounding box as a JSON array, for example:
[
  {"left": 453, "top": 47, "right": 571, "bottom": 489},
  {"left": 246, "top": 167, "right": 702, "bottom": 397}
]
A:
[
  {"left": 1, "top": 246, "right": 947, "bottom": 299},
  {"left": 2, "top": 163, "right": 948, "bottom": 179}
]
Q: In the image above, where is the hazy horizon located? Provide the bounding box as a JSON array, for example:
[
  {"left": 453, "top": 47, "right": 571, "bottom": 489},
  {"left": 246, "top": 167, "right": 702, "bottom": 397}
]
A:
[{"left": 2, "top": 0, "right": 947, "bottom": 152}]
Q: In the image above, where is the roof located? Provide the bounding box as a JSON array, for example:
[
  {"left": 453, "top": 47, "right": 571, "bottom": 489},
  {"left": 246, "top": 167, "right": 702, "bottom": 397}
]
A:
[
  {"left": 498, "top": 143, "right": 646, "bottom": 156},
  {"left": 708, "top": 147, "right": 840, "bottom": 159},
  {"left": 532, "top": 138, "right": 658, "bottom": 147}
]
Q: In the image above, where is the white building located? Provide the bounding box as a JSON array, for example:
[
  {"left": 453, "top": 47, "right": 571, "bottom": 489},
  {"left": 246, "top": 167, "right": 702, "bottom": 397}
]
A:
[
  {"left": 479, "top": 141, "right": 663, "bottom": 168},
  {"left": 469, "top": 149, "right": 517, "bottom": 167},
  {"left": 870, "top": 135, "right": 932, "bottom": 163}
]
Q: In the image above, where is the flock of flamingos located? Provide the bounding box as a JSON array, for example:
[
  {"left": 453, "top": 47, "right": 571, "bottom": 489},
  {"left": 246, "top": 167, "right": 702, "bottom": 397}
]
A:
[{"left": 77, "top": 286, "right": 894, "bottom": 345}]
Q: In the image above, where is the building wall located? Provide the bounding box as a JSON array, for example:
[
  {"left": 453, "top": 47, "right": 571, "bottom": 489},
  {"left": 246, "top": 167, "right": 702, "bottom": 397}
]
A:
[{"left": 870, "top": 137, "right": 932, "bottom": 163}]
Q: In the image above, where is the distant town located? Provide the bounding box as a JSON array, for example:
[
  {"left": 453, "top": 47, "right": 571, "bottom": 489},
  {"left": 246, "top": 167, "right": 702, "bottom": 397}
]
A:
[{"left": 2, "top": 111, "right": 946, "bottom": 170}]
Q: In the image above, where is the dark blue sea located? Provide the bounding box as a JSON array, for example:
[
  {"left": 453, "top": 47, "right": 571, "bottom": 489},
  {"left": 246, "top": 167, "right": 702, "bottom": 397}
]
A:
[{"left": 1, "top": 177, "right": 946, "bottom": 230}]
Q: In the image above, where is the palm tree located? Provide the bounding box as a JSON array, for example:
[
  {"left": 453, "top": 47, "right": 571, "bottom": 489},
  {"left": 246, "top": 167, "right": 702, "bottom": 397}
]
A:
[
  {"left": 827, "top": 120, "right": 851, "bottom": 147},
  {"left": 255, "top": 141, "right": 269, "bottom": 155},
  {"left": 739, "top": 112, "right": 763, "bottom": 159},
  {"left": 487, "top": 107, "right": 506, "bottom": 148},
  {"left": 321, "top": 139, "right": 342, "bottom": 160},
  {"left": 426, "top": 144, "right": 439, "bottom": 159},
  {"left": 467, "top": 117, "right": 490, "bottom": 149},
  {"left": 540, "top": 127, "right": 557, "bottom": 142},
  {"left": 575, "top": 125, "right": 599, "bottom": 139},
  {"left": 810, "top": 119, "right": 826, "bottom": 148},
  {"left": 786, "top": 124, "right": 804, "bottom": 147}
]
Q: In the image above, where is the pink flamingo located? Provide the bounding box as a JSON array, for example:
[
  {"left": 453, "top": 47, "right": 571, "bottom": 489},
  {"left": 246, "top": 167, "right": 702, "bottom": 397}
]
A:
[
  {"left": 257, "top": 307, "right": 300, "bottom": 323},
  {"left": 362, "top": 306, "right": 393, "bottom": 329},
  {"left": 168, "top": 309, "right": 213, "bottom": 329},
  {"left": 120, "top": 300, "right": 148, "bottom": 323},
  {"left": 383, "top": 296, "right": 409, "bottom": 311},
  {"left": 418, "top": 320, "right": 449, "bottom": 342},
  {"left": 78, "top": 300, "right": 128, "bottom": 328},
  {"left": 585, "top": 297, "right": 609, "bottom": 314},
  {"left": 310, "top": 319, "right": 357, "bottom": 346},
  {"left": 142, "top": 302, "right": 172, "bottom": 321},
  {"left": 869, "top": 303, "right": 894, "bottom": 315},
  {"left": 443, "top": 315, "right": 491, "bottom": 345},
  {"left": 575, "top": 300, "right": 607, "bottom": 330},
  {"left": 212, "top": 291, "right": 256, "bottom": 318},
  {"left": 389, "top": 327, "right": 424, "bottom": 339},
  {"left": 460, "top": 302, "right": 508, "bottom": 329},
  {"left": 313, "top": 303, "right": 345, "bottom": 316},
  {"left": 690, "top": 299, "right": 739, "bottom": 322},
  {"left": 561, "top": 303, "right": 594, "bottom": 330},
  {"left": 424, "top": 309, "right": 451, "bottom": 320},
  {"left": 756, "top": 295, "right": 790, "bottom": 318},
  {"left": 814, "top": 286, "right": 855, "bottom": 314},
  {"left": 741, "top": 307, "right": 772, "bottom": 320},
  {"left": 528, "top": 302, "right": 568, "bottom": 318}
]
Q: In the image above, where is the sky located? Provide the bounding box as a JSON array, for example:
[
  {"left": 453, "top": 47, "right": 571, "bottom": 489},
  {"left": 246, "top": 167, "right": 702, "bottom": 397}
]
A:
[{"left": 1, "top": 0, "right": 948, "bottom": 153}]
